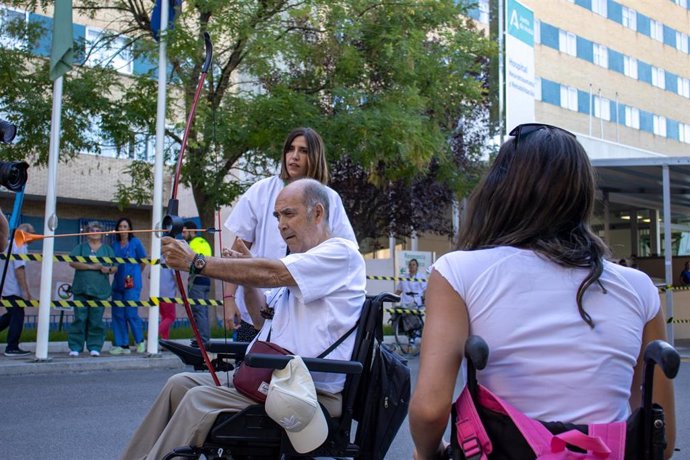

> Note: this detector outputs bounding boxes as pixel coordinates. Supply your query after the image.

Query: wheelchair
[389,292,425,356]
[449,335,681,460]
[160,292,400,460]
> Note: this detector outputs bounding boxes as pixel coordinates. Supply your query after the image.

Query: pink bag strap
[463,385,626,459]
[455,386,492,460]
[552,430,611,457]
[475,385,553,455]
[588,422,626,459]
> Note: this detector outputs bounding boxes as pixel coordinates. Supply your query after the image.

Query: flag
[151,0,183,42]
[49,0,75,81]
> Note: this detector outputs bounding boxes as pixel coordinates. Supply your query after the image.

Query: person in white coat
[222,127,356,342]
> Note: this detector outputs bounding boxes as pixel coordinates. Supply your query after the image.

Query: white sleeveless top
[434,246,659,423]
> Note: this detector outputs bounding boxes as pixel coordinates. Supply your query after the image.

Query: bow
[162,31,221,386]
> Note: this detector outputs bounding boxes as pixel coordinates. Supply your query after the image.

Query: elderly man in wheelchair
[121,179,366,460]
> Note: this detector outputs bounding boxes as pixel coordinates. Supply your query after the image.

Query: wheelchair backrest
[336,293,399,439]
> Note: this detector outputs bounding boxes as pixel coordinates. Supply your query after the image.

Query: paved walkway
[0,341,185,376]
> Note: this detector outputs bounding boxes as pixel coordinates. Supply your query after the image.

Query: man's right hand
[223,297,241,330]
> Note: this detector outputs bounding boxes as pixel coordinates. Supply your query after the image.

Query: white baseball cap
[264,356,329,454]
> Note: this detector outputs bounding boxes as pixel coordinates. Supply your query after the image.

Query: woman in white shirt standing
[409,124,676,460]
[223,127,356,341]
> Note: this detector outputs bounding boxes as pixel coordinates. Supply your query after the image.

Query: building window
[679,77,690,98]
[593,44,608,67]
[653,115,667,136]
[559,30,576,56]
[0,6,28,49]
[676,31,689,53]
[623,56,638,79]
[560,85,577,111]
[535,77,542,101]
[622,7,637,30]
[592,0,607,16]
[625,106,640,129]
[672,0,688,8]
[534,20,540,44]
[85,27,133,75]
[652,66,665,89]
[84,115,119,158]
[593,95,611,120]
[650,19,663,42]
[680,123,690,143]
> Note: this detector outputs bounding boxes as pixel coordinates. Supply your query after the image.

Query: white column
[662,166,673,343]
[649,209,660,256]
[147,0,169,354]
[35,76,64,361]
[630,211,638,259]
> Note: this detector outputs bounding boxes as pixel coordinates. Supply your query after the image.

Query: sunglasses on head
[509,123,576,149]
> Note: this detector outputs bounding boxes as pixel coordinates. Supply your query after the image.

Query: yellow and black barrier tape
[0,253,167,266]
[658,284,690,293]
[385,308,425,316]
[667,317,690,324]
[367,275,426,282]
[0,297,224,308]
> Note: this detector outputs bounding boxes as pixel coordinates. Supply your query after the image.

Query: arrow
[14,227,220,247]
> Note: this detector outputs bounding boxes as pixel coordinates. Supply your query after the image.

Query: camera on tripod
[0,119,29,192]
[0,161,28,192]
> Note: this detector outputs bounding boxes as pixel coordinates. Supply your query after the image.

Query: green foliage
[3,0,495,237]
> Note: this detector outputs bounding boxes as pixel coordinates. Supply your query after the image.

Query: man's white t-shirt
[225,176,357,324]
[2,243,27,298]
[251,237,366,394]
[433,246,659,424]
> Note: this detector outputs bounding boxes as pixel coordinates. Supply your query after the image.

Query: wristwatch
[190,253,207,275]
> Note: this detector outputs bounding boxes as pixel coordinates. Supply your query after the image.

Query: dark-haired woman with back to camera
[409,124,676,460]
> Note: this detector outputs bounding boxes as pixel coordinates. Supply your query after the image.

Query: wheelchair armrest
[244,353,363,374]
[159,340,204,367]
[206,340,250,357]
[643,340,680,379]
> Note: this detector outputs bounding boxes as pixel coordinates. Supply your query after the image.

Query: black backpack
[355,303,411,460]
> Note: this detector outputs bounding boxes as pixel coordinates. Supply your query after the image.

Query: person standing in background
[183,220,212,345]
[0,223,34,357]
[395,258,427,308]
[680,261,690,285]
[67,221,116,357]
[157,259,178,340]
[110,217,147,354]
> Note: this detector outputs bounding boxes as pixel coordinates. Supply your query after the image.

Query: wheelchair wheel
[393,315,421,356]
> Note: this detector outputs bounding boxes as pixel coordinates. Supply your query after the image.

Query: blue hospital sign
[505,0,536,134]
[507,0,534,46]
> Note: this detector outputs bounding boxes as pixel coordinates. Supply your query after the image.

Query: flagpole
[37,0,74,360]
[148,0,169,354]
[36,76,63,361]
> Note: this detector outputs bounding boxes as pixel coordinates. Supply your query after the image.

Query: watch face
[194,255,206,269]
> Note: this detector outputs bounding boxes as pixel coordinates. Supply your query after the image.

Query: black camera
[0,119,16,144]
[0,161,28,192]
[0,119,29,192]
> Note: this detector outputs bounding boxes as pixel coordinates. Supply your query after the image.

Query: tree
[2,0,494,242]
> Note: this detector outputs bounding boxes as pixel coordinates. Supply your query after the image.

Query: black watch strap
[190,253,206,275]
